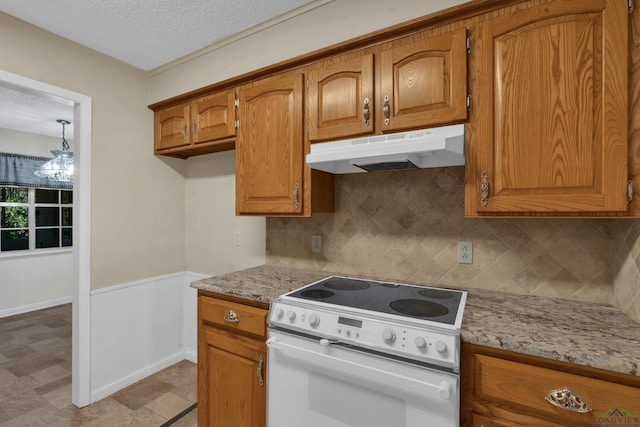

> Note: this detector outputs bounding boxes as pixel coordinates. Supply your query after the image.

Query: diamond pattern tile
[267,167,618,306]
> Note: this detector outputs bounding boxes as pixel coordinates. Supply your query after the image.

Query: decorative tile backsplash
[267,167,623,308]
[613,221,640,322]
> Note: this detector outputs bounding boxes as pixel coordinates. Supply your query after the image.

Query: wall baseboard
[0,296,72,319]
[91,350,187,402]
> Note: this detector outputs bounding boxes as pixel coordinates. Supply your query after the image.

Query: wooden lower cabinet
[462,343,640,427]
[198,293,268,427]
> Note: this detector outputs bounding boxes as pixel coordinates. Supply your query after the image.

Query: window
[0,186,73,253]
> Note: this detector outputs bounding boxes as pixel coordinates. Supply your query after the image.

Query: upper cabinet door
[155,104,190,151]
[192,92,236,144]
[379,28,468,133]
[236,73,305,215]
[473,0,628,213]
[307,54,375,142]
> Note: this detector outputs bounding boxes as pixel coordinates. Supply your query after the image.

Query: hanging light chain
[58,119,70,151]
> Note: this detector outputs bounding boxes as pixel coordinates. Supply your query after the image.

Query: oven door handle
[266,336,454,401]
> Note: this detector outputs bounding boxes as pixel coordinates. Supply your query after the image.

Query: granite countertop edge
[191,264,640,377]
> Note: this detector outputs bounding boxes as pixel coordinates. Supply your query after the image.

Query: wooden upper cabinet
[155,104,190,151]
[468,0,628,214]
[379,27,468,134]
[236,72,305,215]
[192,91,237,144]
[307,54,375,142]
[153,90,236,158]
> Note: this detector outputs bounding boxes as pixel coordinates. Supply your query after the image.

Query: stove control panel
[268,300,460,370]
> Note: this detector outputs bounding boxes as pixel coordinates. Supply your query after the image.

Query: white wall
[0,252,72,314]
[0,128,63,157]
[185,151,266,275]
[0,128,74,315]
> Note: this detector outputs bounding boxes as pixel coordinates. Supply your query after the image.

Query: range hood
[306,124,464,174]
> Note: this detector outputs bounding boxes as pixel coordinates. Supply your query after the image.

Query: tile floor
[0,304,197,426]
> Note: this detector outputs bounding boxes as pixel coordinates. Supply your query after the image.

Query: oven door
[266,328,459,427]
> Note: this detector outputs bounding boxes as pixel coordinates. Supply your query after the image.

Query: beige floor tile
[171,408,198,426]
[42,382,72,410]
[31,364,71,386]
[0,305,197,427]
[146,391,193,420]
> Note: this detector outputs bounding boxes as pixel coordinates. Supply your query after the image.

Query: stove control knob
[286,311,296,321]
[381,328,396,344]
[274,308,284,319]
[435,340,447,353]
[438,381,452,400]
[308,313,320,328]
[414,336,427,350]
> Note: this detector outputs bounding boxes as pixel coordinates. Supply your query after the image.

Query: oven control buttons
[286,311,296,321]
[381,328,396,344]
[414,336,427,350]
[435,340,447,353]
[308,313,320,328]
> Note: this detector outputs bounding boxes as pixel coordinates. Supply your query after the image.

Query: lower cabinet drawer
[199,296,267,337]
[473,354,640,425]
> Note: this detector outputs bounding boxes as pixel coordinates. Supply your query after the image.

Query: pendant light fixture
[34,119,74,183]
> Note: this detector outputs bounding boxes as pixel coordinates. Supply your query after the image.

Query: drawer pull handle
[223,310,240,323]
[257,355,264,387]
[545,387,592,413]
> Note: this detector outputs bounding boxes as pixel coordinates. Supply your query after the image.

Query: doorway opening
[0,69,92,407]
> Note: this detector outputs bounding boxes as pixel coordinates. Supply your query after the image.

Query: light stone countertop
[191,264,640,377]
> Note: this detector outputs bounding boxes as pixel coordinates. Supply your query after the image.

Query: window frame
[0,186,73,256]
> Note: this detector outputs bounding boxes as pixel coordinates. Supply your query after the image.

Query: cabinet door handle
[545,387,591,413]
[181,123,188,140]
[363,97,370,127]
[383,95,390,125]
[223,310,239,323]
[192,119,198,140]
[293,183,299,209]
[257,355,264,387]
[481,170,489,207]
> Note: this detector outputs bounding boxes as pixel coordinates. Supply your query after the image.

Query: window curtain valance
[0,152,73,189]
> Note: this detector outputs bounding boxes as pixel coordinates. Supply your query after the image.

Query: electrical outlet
[457,241,472,264]
[312,234,322,253]
[234,231,241,246]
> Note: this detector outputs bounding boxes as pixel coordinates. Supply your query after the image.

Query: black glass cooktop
[286,276,463,325]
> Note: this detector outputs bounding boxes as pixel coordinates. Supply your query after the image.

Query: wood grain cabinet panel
[380,27,468,133]
[155,104,190,151]
[153,90,236,158]
[236,72,305,215]
[198,294,268,427]
[461,344,640,427]
[467,0,629,214]
[307,53,375,142]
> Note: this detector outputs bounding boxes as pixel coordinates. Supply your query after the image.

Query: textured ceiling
[0,0,316,71]
[0,83,74,139]
[0,0,317,140]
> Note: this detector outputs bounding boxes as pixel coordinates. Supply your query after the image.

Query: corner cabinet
[306,27,469,143]
[466,0,629,215]
[154,90,237,159]
[198,293,268,427]
[461,344,640,427]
